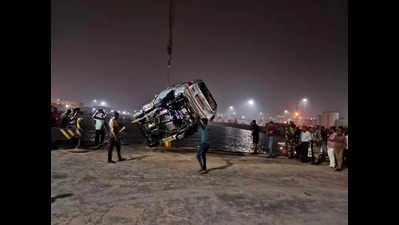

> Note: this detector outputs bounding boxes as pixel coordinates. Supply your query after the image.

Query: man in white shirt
[300,127,312,162]
[92,109,107,146]
[327,127,337,168]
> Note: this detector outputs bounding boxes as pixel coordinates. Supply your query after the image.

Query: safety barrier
[51,127,82,142]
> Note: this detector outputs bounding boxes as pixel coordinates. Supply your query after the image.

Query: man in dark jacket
[321,126,328,161]
[250,120,260,154]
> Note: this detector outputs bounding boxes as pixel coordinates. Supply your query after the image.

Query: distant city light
[100,101,106,106]
[93,99,97,103]
[248,99,255,105]
[229,106,234,110]
[295,112,299,117]
[284,110,289,114]
[65,104,70,108]
[92,108,96,112]
[302,98,308,103]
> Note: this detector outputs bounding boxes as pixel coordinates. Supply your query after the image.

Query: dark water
[67,118,284,153]
[119,123,284,153]
[173,123,284,153]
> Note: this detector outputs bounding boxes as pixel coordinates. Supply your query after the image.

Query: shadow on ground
[51,193,73,203]
[208,159,233,172]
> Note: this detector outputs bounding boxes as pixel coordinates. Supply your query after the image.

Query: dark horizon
[51,0,348,119]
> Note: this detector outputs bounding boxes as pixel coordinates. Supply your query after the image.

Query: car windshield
[198,82,217,111]
[154,88,173,104]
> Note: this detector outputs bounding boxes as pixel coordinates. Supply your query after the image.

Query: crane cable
[167,0,176,87]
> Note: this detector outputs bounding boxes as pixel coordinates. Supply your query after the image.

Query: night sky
[51,0,347,119]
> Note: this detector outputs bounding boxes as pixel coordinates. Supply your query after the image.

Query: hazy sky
[51,0,347,119]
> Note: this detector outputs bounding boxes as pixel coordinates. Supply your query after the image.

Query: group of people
[51,106,126,163]
[285,121,348,171]
[250,120,348,171]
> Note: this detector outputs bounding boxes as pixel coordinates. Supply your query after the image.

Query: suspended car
[132,80,217,146]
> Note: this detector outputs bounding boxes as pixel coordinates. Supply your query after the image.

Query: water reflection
[174,123,282,153]
[124,123,283,153]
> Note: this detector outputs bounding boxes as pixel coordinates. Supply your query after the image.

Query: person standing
[74,111,85,149]
[344,129,349,167]
[250,120,260,154]
[311,126,323,164]
[321,126,328,161]
[327,127,337,168]
[266,121,277,158]
[68,108,81,129]
[92,109,107,146]
[332,127,347,171]
[300,126,312,162]
[295,126,302,160]
[51,106,60,127]
[285,121,297,159]
[197,118,209,174]
[60,109,72,128]
[108,112,126,163]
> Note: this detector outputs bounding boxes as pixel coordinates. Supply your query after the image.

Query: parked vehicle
[132,80,217,146]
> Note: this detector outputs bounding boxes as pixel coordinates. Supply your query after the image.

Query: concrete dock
[51,146,348,225]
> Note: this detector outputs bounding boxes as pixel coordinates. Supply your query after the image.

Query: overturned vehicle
[132,80,217,147]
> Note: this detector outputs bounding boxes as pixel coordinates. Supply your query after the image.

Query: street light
[248,99,254,106]
[296,98,308,113]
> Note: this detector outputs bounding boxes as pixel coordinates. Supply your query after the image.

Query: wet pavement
[51,145,348,225]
